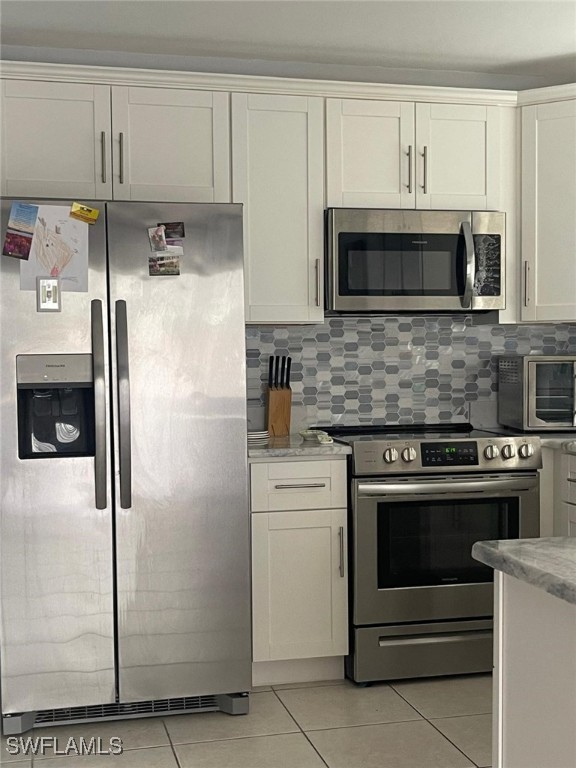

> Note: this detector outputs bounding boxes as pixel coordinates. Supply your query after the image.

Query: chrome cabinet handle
[273,483,326,490]
[315,259,321,307]
[91,299,107,510]
[338,526,345,577]
[100,131,107,184]
[119,132,125,184]
[422,145,428,193]
[524,261,530,307]
[406,145,413,193]
[461,220,475,310]
[116,300,132,509]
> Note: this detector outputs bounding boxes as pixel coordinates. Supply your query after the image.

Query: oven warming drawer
[349,620,493,683]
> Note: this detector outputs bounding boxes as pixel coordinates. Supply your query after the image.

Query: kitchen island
[472,537,576,768]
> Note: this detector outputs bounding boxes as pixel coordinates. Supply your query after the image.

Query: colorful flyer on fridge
[19,205,89,292]
[2,202,39,260]
[149,245,182,276]
[148,225,167,252]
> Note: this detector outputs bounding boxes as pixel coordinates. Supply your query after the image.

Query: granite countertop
[248,435,352,459]
[472,537,576,606]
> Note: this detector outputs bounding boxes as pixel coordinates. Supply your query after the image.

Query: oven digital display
[421,441,478,466]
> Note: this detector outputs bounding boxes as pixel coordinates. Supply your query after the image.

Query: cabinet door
[252,508,348,661]
[521,100,576,322]
[415,103,500,210]
[111,87,230,202]
[232,93,324,323]
[1,80,112,198]
[326,99,415,208]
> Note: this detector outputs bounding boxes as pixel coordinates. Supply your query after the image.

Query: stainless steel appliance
[321,425,540,683]
[498,355,576,431]
[0,199,251,734]
[326,208,505,313]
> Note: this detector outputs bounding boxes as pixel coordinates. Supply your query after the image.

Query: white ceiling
[1,0,576,90]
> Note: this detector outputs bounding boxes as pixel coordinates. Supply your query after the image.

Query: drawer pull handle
[273,482,326,490]
[338,526,345,577]
[567,478,576,484]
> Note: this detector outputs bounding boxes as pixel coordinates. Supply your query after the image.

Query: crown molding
[517,83,576,106]
[0,60,519,106]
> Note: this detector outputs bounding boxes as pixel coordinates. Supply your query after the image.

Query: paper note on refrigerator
[2,202,39,260]
[20,205,89,292]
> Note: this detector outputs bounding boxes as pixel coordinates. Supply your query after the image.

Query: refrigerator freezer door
[106,202,251,701]
[0,199,115,713]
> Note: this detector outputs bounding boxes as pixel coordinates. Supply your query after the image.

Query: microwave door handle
[461,220,475,309]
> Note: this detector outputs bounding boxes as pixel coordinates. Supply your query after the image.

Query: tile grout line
[271,688,330,768]
[162,718,183,768]
[389,686,487,768]
[425,718,484,768]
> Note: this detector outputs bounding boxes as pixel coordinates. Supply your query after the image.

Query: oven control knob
[484,444,500,460]
[383,448,399,464]
[401,447,417,463]
[519,443,535,459]
[501,444,516,460]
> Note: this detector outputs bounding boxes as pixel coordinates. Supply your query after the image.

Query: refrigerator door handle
[116,300,132,509]
[91,299,107,509]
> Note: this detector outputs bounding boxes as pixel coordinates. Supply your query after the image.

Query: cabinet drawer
[250,460,347,511]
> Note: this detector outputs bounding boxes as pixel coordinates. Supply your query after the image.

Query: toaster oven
[498,355,576,431]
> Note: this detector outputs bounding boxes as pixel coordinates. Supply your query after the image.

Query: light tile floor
[0,674,492,768]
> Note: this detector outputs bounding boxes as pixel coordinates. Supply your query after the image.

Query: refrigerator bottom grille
[34,695,219,726]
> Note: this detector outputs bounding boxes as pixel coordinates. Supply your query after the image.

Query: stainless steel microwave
[498,355,576,431]
[326,209,505,313]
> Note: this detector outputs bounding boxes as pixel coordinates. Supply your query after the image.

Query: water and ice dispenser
[16,354,95,459]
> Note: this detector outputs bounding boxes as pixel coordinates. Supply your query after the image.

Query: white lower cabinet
[250,459,348,662]
[557,449,576,535]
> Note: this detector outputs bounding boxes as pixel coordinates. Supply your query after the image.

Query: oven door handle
[357,477,537,497]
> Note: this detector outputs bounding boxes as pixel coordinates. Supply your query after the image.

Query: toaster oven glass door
[527,361,576,427]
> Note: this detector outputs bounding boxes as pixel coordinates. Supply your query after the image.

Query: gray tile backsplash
[246,317,576,431]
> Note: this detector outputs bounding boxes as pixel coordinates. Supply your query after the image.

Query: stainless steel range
[322,425,541,684]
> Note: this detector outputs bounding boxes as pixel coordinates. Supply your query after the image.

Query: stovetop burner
[316,423,506,443]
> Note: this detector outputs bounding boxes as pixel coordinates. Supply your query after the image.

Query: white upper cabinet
[1,80,230,202]
[415,103,501,210]
[326,99,415,208]
[1,80,112,199]
[521,99,576,322]
[327,98,501,210]
[232,93,324,323]
[111,87,230,202]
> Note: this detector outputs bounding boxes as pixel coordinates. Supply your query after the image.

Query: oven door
[352,473,540,627]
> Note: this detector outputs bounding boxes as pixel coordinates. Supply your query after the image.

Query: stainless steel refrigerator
[0,200,251,734]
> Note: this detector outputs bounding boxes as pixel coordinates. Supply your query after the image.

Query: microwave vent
[498,358,521,385]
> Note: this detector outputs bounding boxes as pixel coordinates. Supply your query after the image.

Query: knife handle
[268,355,274,389]
[273,355,280,388]
[285,357,292,389]
[280,356,286,389]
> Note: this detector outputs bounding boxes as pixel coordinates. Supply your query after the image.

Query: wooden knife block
[266,387,292,437]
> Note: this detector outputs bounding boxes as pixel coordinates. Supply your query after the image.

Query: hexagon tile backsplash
[246,316,576,431]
